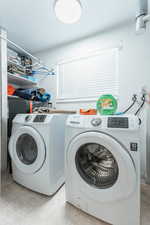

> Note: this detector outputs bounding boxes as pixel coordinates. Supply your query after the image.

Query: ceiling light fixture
[54,0,82,24]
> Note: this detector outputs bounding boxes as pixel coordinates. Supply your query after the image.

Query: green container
[97,94,117,115]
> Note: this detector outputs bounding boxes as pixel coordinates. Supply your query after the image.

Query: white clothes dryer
[65,115,141,225]
[9,114,68,195]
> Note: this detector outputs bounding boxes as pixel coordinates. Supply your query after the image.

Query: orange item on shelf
[29,101,33,113]
[80,109,97,115]
[8,85,16,96]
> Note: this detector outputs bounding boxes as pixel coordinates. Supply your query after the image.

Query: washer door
[9,126,46,174]
[66,132,137,202]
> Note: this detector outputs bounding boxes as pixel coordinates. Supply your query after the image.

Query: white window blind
[57,48,119,101]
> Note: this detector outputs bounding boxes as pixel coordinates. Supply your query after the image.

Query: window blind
[57,48,119,101]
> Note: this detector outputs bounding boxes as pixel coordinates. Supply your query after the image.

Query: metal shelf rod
[0,34,40,61]
[0,34,53,73]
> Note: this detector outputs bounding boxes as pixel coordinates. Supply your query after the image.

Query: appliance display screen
[33,115,47,122]
[108,117,129,128]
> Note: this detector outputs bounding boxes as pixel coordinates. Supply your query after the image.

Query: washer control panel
[107,117,129,128]
[33,115,47,122]
[13,114,57,124]
[91,118,102,127]
[67,115,139,131]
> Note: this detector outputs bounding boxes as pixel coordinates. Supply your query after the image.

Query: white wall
[35,21,150,179]
[35,22,150,111]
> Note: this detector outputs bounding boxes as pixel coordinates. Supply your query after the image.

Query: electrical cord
[122,94,137,114]
[115,94,137,115]
[138,118,142,125]
[135,94,146,116]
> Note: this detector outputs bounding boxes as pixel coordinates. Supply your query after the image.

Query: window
[57,48,119,102]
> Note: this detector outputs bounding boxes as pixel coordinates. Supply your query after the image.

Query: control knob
[91,118,102,127]
[25,115,32,122]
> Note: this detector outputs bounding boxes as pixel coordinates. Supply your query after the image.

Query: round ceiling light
[54,0,82,24]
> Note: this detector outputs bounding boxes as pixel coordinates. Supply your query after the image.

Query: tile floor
[0,173,150,225]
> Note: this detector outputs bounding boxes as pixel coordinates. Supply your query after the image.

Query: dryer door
[9,126,46,174]
[66,132,137,202]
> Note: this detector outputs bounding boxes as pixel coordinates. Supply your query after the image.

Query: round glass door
[9,126,46,174]
[75,143,119,189]
[16,134,38,165]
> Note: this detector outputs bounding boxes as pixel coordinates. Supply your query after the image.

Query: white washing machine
[9,113,68,195]
[65,115,141,225]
